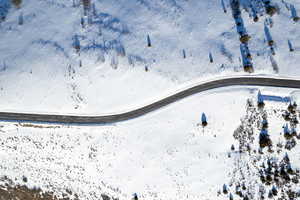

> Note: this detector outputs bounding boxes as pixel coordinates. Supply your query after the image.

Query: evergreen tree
[147,34,152,47]
[271,185,278,196]
[182,49,186,59]
[132,193,138,200]
[291,128,297,137]
[286,163,294,174]
[87,13,93,24]
[73,35,80,52]
[283,152,290,163]
[268,190,273,198]
[223,184,228,194]
[82,0,91,16]
[291,5,300,22]
[201,113,208,127]
[231,144,235,151]
[229,193,233,200]
[288,40,294,52]
[92,3,97,16]
[264,25,274,47]
[81,17,85,28]
[11,0,22,8]
[284,124,292,139]
[18,12,23,25]
[259,129,272,148]
[257,90,264,107]
[110,53,119,69]
[209,52,213,63]
[262,119,268,129]
[221,0,227,13]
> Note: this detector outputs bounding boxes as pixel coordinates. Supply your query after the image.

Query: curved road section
[1,76,300,124]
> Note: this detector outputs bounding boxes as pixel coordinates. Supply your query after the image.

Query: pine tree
[182,49,186,59]
[241,182,246,190]
[268,190,273,198]
[271,185,278,196]
[92,3,97,16]
[287,101,295,113]
[73,35,80,52]
[264,25,274,47]
[82,0,91,16]
[259,129,272,148]
[283,152,290,163]
[98,26,102,36]
[284,124,292,139]
[287,163,294,174]
[291,5,300,22]
[209,52,213,63]
[201,113,208,127]
[231,144,235,151]
[81,17,85,28]
[291,128,297,137]
[257,90,264,107]
[221,0,227,13]
[18,12,23,25]
[111,53,119,69]
[87,13,93,24]
[147,34,152,47]
[223,184,228,194]
[270,55,278,73]
[11,0,22,8]
[288,40,294,52]
[132,193,138,200]
[262,119,268,129]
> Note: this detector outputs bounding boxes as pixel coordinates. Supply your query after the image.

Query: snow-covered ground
[0,0,299,113]
[1,0,300,199]
[1,87,300,199]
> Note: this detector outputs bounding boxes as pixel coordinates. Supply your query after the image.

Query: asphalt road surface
[1,76,300,124]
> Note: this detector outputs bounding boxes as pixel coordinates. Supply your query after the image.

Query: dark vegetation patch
[220,98,300,200]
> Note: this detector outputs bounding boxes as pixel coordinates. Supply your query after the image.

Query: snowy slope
[0,0,299,113]
[1,1,300,199]
[1,87,300,199]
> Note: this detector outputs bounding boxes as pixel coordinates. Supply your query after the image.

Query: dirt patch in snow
[0,185,60,200]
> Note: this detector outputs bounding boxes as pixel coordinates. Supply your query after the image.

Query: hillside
[1,0,300,200]
[0,0,299,113]
[1,87,300,200]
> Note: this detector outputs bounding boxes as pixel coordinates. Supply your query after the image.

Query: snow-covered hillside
[1,1,300,199]
[1,87,300,199]
[0,0,299,113]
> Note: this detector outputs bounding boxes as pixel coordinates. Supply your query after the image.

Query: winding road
[1,76,300,124]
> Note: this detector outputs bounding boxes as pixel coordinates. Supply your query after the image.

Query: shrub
[11,0,22,8]
[240,35,251,43]
[266,5,278,16]
[293,16,300,22]
[259,129,272,148]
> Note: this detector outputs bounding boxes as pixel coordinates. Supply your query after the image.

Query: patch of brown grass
[0,185,59,200]
[15,123,61,129]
